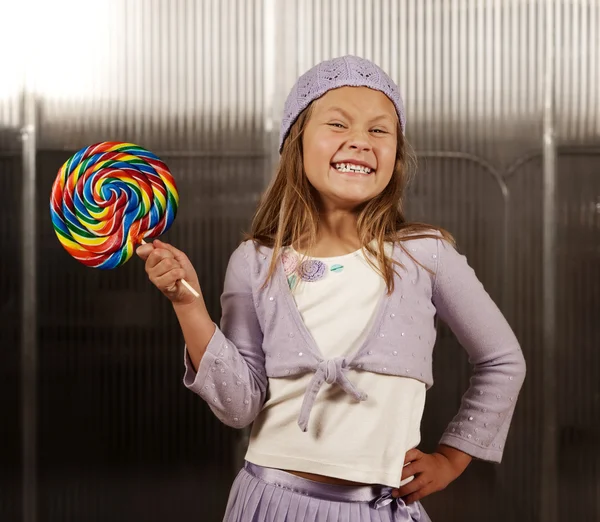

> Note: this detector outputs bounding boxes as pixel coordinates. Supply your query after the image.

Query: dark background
[1,1,599,521]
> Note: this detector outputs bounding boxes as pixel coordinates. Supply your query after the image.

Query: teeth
[334,163,372,174]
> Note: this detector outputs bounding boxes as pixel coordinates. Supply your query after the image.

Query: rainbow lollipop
[50,141,198,297]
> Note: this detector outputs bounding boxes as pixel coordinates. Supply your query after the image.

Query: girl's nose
[347,134,372,152]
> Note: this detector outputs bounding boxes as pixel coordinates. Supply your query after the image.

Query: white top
[245,246,426,487]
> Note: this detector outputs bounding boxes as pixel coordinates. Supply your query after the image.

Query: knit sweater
[183,236,526,463]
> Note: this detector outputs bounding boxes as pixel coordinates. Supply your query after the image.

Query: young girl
[137,55,526,522]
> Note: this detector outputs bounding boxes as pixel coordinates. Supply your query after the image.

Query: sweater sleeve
[182,242,267,429]
[432,239,526,462]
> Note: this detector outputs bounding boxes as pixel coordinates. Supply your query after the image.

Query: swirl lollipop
[50,141,199,297]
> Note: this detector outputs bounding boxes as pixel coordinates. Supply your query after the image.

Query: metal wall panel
[0,151,22,522]
[556,1,600,144]
[3,1,269,521]
[554,150,600,520]
[34,153,265,522]
[273,0,547,165]
[1,0,599,521]
[0,5,24,520]
[29,0,269,516]
[271,1,597,521]
[35,0,267,153]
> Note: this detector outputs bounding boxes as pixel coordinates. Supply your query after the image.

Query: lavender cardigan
[183,236,526,463]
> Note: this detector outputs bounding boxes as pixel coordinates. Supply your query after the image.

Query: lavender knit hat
[279,55,406,152]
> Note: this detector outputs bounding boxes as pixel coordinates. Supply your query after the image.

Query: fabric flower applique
[282,250,299,275]
[287,274,298,290]
[298,259,327,282]
[281,248,344,289]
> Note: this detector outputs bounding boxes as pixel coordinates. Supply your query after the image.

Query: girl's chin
[319,189,376,210]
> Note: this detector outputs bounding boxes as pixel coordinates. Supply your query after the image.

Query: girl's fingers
[395,474,429,498]
[153,240,189,264]
[149,258,181,279]
[154,269,187,293]
[403,448,423,465]
[145,248,175,271]
[135,243,154,261]
[404,481,435,505]
[401,461,422,481]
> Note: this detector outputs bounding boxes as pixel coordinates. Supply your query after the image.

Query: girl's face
[302,86,398,212]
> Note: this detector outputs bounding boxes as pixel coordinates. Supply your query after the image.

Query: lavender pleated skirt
[222,461,431,522]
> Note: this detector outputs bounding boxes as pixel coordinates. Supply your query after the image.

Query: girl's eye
[328,123,346,129]
[371,128,387,134]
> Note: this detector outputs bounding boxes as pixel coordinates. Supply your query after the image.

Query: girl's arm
[431,238,526,462]
[181,242,268,429]
[172,300,216,371]
[137,238,217,370]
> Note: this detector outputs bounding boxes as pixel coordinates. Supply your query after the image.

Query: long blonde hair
[248,104,454,294]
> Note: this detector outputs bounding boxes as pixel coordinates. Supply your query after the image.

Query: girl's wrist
[173,298,209,319]
[435,444,472,475]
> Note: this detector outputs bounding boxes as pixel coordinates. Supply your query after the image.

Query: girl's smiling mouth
[331,162,375,175]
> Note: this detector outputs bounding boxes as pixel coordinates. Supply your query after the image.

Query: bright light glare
[0,0,111,101]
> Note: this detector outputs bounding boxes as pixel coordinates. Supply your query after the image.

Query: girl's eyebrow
[324,107,353,119]
[324,106,396,125]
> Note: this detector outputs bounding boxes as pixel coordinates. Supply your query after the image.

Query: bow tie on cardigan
[297,357,368,432]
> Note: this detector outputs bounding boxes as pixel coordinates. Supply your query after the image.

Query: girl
[137,55,526,522]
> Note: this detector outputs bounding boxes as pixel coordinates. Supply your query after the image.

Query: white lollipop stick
[140,239,200,298]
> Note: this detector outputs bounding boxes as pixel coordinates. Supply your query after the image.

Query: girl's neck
[296,211,361,257]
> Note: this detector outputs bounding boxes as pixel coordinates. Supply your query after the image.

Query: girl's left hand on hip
[391,448,463,504]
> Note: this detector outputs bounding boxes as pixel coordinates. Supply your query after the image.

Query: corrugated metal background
[0,4,25,520]
[0,1,598,521]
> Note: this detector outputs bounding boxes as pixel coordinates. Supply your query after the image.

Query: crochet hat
[278,55,406,153]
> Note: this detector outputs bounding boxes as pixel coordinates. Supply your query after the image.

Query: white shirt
[245,246,426,487]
